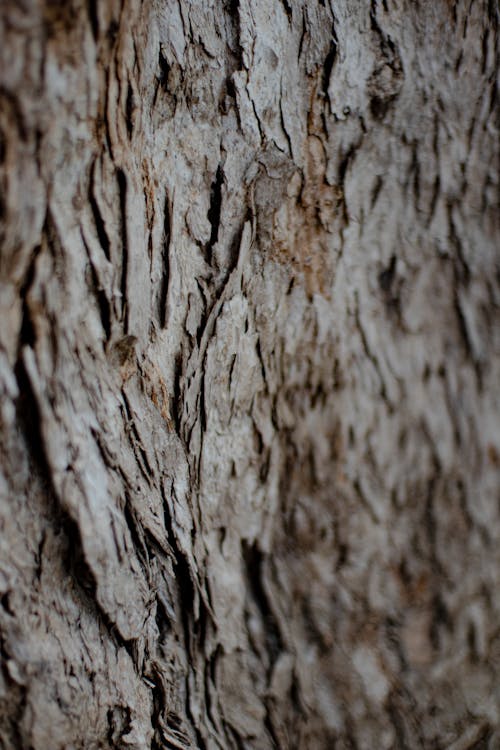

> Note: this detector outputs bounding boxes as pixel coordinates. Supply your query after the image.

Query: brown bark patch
[256,137,343,298]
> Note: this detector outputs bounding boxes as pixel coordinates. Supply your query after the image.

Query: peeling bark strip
[0,1,499,748]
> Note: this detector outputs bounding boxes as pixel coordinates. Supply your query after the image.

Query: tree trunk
[0,0,499,747]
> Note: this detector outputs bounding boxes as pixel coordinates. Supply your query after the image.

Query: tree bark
[0,0,499,747]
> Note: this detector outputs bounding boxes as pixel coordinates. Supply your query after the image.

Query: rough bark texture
[0,0,499,748]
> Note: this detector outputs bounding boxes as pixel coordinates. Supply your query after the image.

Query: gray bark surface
[0,0,499,747]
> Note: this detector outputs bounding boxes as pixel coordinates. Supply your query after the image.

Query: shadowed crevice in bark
[321,33,338,103]
[242,542,283,673]
[158,191,171,329]
[87,0,98,42]
[125,82,134,140]
[206,164,224,266]
[117,167,129,331]
[14,356,54,497]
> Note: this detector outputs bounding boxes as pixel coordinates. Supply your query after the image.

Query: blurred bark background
[0,0,499,747]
